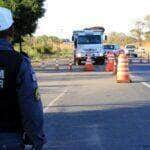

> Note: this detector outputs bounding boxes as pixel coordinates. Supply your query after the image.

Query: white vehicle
[124,44,138,57]
[103,44,122,56]
[72,27,107,65]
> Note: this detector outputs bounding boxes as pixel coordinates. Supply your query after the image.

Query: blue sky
[35,0,150,38]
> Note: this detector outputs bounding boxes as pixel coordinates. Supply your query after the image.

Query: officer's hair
[0,25,14,39]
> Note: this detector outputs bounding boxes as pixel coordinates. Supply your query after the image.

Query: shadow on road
[37,74,113,83]
[44,102,150,150]
[34,65,106,73]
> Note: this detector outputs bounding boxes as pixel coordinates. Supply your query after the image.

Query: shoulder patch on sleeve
[0,69,4,89]
[32,73,37,82]
[34,88,41,101]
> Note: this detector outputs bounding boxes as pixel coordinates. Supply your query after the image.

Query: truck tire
[99,58,105,65]
[77,59,82,65]
[74,54,76,65]
[74,59,76,65]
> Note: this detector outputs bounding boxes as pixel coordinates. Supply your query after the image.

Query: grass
[14,44,73,61]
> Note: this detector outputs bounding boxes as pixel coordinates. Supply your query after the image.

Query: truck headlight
[76,53,82,58]
[99,53,104,57]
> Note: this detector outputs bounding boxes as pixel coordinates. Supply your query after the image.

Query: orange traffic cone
[85,53,95,71]
[68,58,73,71]
[113,59,117,74]
[55,59,59,70]
[117,53,131,83]
[105,52,115,72]
[41,61,45,69]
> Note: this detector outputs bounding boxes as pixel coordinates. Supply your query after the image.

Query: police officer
[0,7,46,150]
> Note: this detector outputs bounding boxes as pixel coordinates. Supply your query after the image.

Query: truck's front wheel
[77,59,82,65]
[96,57,105,65]
[99,58,105,65]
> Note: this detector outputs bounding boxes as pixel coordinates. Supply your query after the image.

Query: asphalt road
[35,63,150,150]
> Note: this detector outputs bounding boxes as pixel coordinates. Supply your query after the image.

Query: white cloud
[36,0,150,38]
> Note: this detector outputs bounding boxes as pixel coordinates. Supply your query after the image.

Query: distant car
[103,44,121,56]
[124,44,138,57]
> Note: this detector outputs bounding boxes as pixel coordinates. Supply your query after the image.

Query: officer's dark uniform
[0,39,46,149]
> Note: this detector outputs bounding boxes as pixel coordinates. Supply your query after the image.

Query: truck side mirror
[105,35,107,41]
[75,40,77,48]
[72,36,74,41]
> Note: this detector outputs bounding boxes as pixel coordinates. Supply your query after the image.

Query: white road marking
[44,88,68,113]
[141,82,150,88]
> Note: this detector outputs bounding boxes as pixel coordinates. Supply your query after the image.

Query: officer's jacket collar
[0,38,13,51]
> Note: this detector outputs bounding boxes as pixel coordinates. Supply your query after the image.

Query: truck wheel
[134,54,138,58]
[77,60,82,65]
[74,59,76,65]
[99,58,105,65]
[74,55,76,65]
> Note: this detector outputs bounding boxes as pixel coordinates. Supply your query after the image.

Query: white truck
[72,27,107,65]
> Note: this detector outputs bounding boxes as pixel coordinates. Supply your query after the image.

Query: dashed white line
[44,88,68,113]
[141,82,150,88]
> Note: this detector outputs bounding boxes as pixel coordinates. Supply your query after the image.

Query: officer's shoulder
[13,51,30,60]
[19,51,31,63]
[20,51,30,59]
[20,51,29,58]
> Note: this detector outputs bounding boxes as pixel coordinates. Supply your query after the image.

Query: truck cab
[72,27,106,65]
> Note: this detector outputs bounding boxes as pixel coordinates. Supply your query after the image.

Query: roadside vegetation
[107,15,150,48]
[14,36,73,60]
[0,0,149,60]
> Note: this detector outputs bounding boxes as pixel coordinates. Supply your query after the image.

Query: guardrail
[129,58,150,64]
[128,51,150,64]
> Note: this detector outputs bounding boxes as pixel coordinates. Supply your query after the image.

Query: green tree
[107,32,135,46]
[0,0,45,51]
[144,31,150,41]
[144,15,150,41]
[130,21,144,46]
[144,15,150,31]
[0,0,4,5]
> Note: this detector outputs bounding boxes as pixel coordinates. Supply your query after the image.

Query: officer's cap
[0,7,14,31]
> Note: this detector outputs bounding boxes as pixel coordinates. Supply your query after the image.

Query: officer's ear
[7,24,14,42]
[8,24,14,37]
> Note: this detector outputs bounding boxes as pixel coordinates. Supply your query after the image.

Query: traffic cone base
[68,64,72,71]
[117,77,131,83]
[55,59,59,71]
[117,73,130,79]
[85,54,95,71]
[106,62,114,72]
[105,52,115,72]
[68,59,73,71]
[116,54,131,83]
[85,63,95,71]
[55,65,59,70]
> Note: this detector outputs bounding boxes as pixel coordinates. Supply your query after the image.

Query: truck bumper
[76,56,105,64]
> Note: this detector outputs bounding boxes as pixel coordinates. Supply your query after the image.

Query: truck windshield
[126,45,136,49]
[78,35,101,44]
